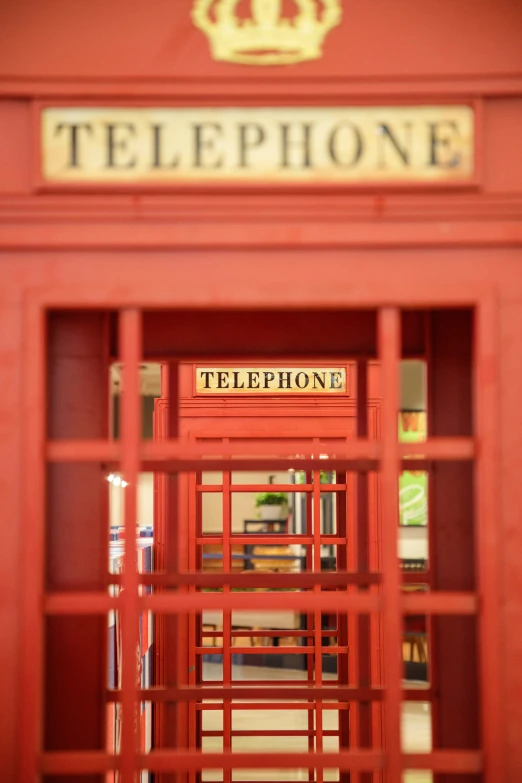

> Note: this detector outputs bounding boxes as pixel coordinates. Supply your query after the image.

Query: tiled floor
[201,663,432,783]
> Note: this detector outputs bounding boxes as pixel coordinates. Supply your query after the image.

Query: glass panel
[202,492,224,536]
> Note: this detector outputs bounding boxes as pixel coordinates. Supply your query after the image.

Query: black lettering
[200,371,215,389]
[232,371,245,389]
[428,121,461,168]
[377,122,412,167]
[151,124,180,168]
[312,371,326,389]
[278,371,291,389]
[328,122,363,167]
[280,123,313,168]
[194,123,224,168]
[239,123,266,167]
[247,371,260,389]
[295,372,309,389]
[217,371,229,389]
[263,371,275,388]
[330,371,343,389]
[54,123,93,168]
[106,123,137,168]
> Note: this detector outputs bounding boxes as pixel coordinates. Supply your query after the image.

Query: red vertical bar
[429,311,478,783]
[194,466,204,783]
[46,314,110,782]
[222,457,232,783]
[370,467,383,783]
[337,461,353,783]
[379,308,402,783]
[176,467,190,762]
[120,309,141,782]
[153,395,167,753]
[305,469,315,781]
[474,295,504,782]
[313,459,324,783]
[187,466,197,783]
[425,318,440,755]
[370,368,384,779]
[356,360,374,783]
[160,361,189,783]
[19,302,46,783]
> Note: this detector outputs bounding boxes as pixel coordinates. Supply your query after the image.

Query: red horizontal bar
[45,438,373,462]
[143,458,378,472]
[39,749,483,775]
[402,573,429,585]
[136,572,381,588]
[45,438,474,467]
[398,438,475,461]
[402,592,478,615]
[197,648,343,655]
[314,484,349,492]
[403,688,433,701]
[403,751,482,773]
[196,702,350,711]
[202,630,338,637]
[202,730,339,738]
[44,590,477,616]
[143,440,382,461]
[198,534,313,545]
[45,593,117,614]
[142,591,380,613]
[191,679,341,688]
[41,751,119,774]
[47,439,120,462]
[196,484,349,493]
[150,686,431,704]
[197,535,348,545]
[110,686,385,702]
[139,750,386,772]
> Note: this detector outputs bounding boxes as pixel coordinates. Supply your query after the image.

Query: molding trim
[0,219,521,250]
[1,75,522,99]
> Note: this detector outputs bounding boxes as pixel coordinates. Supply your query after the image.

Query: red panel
[499,301,522,782]
[0,101,31,192]
[44,313,110,782]
[428,311,480,783]
[0,0,521,82]
[0,295,23,781]
[484,99,522,192]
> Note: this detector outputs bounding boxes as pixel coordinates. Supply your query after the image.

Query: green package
[398,412,427,526]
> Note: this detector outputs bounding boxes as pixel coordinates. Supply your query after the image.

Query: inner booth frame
[20,282,502,782]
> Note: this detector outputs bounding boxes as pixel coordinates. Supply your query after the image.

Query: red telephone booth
[0,2,522,782]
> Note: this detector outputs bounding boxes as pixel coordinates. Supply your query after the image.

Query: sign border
[32,98,482,194]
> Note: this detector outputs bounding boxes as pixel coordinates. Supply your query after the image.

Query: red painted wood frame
[153,371,384,783]
[19,288,502,783]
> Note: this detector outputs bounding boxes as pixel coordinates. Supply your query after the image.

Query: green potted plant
[255,491,288,521]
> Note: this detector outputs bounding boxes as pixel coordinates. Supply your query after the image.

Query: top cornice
[1,74,522,100]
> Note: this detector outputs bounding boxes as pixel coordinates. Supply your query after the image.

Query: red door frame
[15,283,503,782]
[154,361,376,776]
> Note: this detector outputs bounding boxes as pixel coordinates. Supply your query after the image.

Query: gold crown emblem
[192,0,342,65]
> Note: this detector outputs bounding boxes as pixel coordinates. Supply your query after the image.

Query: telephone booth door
[22,302,501,783]
[153,372,384,782]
